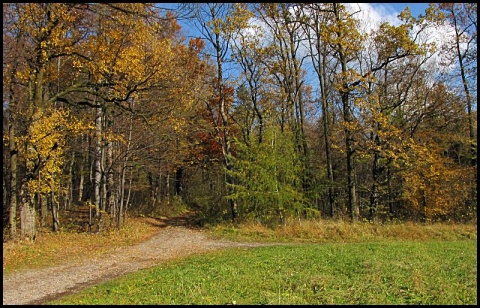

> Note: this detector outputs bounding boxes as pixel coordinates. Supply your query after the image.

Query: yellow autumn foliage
[17,107,91,198]
[75,4,175,101]
[400,138,472,219]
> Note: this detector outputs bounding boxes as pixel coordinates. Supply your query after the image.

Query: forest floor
[2,211,277,305]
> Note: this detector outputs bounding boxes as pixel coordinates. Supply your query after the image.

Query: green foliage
[51,240,477,304]
[227,127,307,224]
[3,2,477,241]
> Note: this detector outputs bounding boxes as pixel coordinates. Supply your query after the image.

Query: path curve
[3,214,278,305]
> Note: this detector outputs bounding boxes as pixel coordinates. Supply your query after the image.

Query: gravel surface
[3,215,277,305]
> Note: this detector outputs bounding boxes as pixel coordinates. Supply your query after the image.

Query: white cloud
[346,3,461,76]
[232,3,462,83]
[345,3,402,34]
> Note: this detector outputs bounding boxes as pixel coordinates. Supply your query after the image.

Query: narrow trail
[3,211,279,305]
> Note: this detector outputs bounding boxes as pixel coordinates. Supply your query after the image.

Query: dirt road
[3,214,274,305]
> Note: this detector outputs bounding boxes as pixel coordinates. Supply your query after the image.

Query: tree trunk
[453,11,477,212]
[334,3,358,222]
[20,186,36,241]
[77,136,87,203]
[9,120,18,240]
[214,15,237,221]
[39,194,47,228]
[303,5,335,218]
[78,170,84,202]
[51,192,60,232]
[66,150,75,210]
[175,168,183,197]
[346,139,358,222]
[106,137,115,216]
[387,164,394,220]
[369,150,380,222]
[20,205,36,241]
[94,106,102,219]
[123,166,134,226]
[311,19,335,217]
[118,108,133,229]
[285,9,309,194]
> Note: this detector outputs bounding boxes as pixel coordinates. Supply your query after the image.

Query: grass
[2,216,160,276]
[50,240,477,305]
[206,217,477,243]
[4,215,477,305]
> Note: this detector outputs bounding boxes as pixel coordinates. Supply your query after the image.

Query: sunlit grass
[4,215,476,277]
[207,218,477,243]
[4,213,477,304]
[50,240,477,305]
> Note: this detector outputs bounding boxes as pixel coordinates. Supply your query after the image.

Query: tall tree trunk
[369,149,380,222]
[453,11,477,211]
[345,126,358,222]
[77,136,87,203]
[118,108,133,229]
[191,3,237,220]
[51,191,60,232]
[286,11,309,194]
[166,171,171,202]
[387,163,394,220]
[94,106,103,221]
[20,185,36,240]
[282,9,307,179]
[106,137,115,216]
[9,120,18,240]
[304,6,335,217]
[39,194,47,228]
[334,3,358,222]
[123,166,134,226]
[175,168,183,197]
[66,150,75,210]
[213,14,237,221]
[20,38,46,239]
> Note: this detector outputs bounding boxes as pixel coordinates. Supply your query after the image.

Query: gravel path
[3,214,277,305]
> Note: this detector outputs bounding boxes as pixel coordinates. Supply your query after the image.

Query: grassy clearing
[3,216,475,276]
[207,218,477,243]
[2,217,160,276]
[50,240,477,305]
[4,214,477,304]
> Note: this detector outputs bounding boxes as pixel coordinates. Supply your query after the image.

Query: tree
[437,3,477,210]
[230,5,268,145]
[255,4,313,197]
[227,127,309,224]
[3,3,93,239]
[299,3,337,217]
[184,3,240,221]
[3,3,209,237]
[327,3,366,222]
[354,7,440,221]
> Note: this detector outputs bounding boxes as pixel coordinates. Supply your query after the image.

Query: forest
[3,3,477,241]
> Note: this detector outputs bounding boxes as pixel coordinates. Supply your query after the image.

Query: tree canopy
[3,3,476,240]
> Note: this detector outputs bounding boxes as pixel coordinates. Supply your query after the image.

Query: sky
[167,3,432,39]
[375,3,430,17]
[163,3,462,90]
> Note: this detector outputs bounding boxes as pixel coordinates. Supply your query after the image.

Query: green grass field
[51,239,477,305]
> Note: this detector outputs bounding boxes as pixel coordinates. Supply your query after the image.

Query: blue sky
[379,3,430,17]
[160,3,471,107]
[167,3,432,40]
